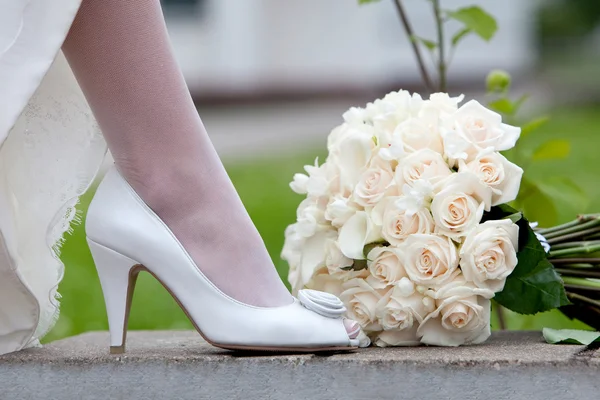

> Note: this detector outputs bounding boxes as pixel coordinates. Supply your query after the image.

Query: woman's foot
[63,0,358,337]
[87,168,361,351]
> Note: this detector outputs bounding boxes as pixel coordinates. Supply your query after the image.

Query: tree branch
[432,0,446,92]
[392,0,434,93]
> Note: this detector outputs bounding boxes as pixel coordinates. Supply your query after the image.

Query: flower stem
[543,218,600,240]
[549,241,600,251]
[392,0,435,93]
[567,292,600,308]
[432,0,446,92]
[581,232,600,240]
[555,268,600,279]
[564,276,600,289]
[537,218,582,236]
[551,257,600,265]
[539,214,600,237]
[547,226,600,245]
[549,244,600,258]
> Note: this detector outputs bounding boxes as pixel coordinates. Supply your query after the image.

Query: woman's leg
[61,0,294,308]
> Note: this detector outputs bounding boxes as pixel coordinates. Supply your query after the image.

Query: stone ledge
[1,331,598,400]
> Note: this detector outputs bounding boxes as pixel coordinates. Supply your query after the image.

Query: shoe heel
[87,238,142,354]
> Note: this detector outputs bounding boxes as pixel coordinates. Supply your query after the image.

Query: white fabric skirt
[0,0,107,354]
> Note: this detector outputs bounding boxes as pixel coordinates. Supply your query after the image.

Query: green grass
[45,105,600,342]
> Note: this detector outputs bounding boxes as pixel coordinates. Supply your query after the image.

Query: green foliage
[451,27,471,47]
[447,6,498,42]
[532,140,570,161]
[485,70,589,228]
[486,69,512,93]
[518,177,559,227]
[518,168,588,229]
[520,117,550,138]
[537,0,600,49]
[410,35,437,51]
[355,1,498,92]
[490,206,570,315]
[543,328,600,345]
[488,98,515,115]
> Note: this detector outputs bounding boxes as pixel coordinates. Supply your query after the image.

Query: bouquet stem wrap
[540,215,600,329]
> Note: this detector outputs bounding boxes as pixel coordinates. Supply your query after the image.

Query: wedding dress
[0,0,106,355]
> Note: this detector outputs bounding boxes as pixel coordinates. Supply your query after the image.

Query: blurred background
[46,0,600,342]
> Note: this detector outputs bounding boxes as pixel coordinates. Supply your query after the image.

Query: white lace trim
[0,53,106,345]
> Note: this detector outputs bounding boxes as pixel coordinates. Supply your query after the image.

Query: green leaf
[452,27,471,47]
[532,140,570,161]
[543,328,600,345]
[536,177,589,218]
[521,116,550,138]
[519,178,558,227]
[482,204,521,223]
[494,214,570,314]
[486,70,511,94]
[506,212,523,224]
[488,98,516,115]
[513,94,529,113]
[358,0,381,4]
[410,35,437,51]
[348,259,368,271]
[447,6,498,42]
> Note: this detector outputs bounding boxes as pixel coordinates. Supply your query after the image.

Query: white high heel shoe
[86,167,359,353]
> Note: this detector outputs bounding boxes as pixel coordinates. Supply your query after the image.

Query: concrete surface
[1,330,598,400]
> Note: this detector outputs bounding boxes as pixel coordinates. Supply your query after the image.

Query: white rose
[298,158,331,198]
[393,180,435,217]
[325,195,359,228]
[324,239,353,275]
[392,117,444,154]
[289,173,309,194]
[418,279,494,346]
[281,223,304,269]
[365,91,422,132]
[355,330,372,348]
[295,197,328,238]
[394,149,453,188]
[373,280,435,347]
[306,267,345,297]
[365,247,407,289]
[338,211,383,260]
[322,160,347,198]
[296,229,337,290]
[377,280,430,330]
[353,167,395,207]
[459,219,519,292]
[381,198,434,246]
[402,234,460,287]
[460,150,523,206]
[287,266,301,295]
[327,124,376,193]
[340,278,383,331]
[378,133,406,161]
[421,93,465,119]
[431,172,492,239]
[374,330,419,347]
[442,100,521,162]
[342,107,367,125]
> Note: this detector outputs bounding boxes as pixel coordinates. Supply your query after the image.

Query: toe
[343,318,360,339]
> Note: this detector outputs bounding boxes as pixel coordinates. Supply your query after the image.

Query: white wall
[165,0,538,95]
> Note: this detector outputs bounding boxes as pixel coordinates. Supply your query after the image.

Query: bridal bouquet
[283,90,568,347]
